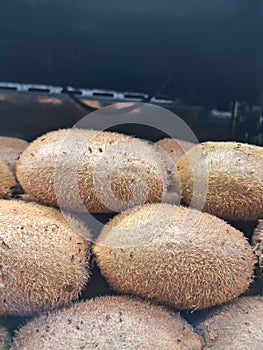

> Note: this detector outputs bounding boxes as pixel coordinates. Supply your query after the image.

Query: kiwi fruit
[173,141,263,221]
[155,138,195,173]
[0,324,10,350]
[0,137,28,173]
[16,129,167,213]
[0,200,91,316]
[252,219,263,270]
[249,219,263,294]
[0,158,16,198]
[11,296,203,350]
[16,193,40,204]
[93,203,254,310]
[195,296,263,349]
[161,191,181,204]
[155,138,195,205]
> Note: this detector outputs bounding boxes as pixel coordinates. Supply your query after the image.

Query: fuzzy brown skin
[16,129,167,213]
[17,193,40,204]
[173,141,263,221]
[155,138,195,173]
[0,137,28,173]
[93,203,254,310]
[252,219,263,269]
[195,296,263,349]
[11,296,203,350]
[0,200,91,316]
[0,158,16,197]
[251,220,263,293]
[0,324,10,350]
[161,190,181,204]
[155,138,195,204]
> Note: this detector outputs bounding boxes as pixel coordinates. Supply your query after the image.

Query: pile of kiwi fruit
[0,131,263,349]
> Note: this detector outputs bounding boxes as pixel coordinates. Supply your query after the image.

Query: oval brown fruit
[0,324,10,350]
[16,129,167,213]
[0,200,91,316]
[155,138,195,204]
[11,296,203,350]
[0,136,28,173]
[93,203,254,310]
[250,219,263,294]
[0,157,16,197]
[252,219,263,268]
[195,296,263,349]
[173,141,263,221]
[155,138,195,173]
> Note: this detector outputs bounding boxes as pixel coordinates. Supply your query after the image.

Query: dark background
[0,0,262,108]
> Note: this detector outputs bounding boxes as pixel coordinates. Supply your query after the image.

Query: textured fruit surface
[195,296,263,349]
[173,141,263,220]
[252,219,263,269]
[17,129,167,213]
[155,138,195,173]
[94,203,254,310]
[11,296,203,350]
[252,220,263,243]
[250,220,263,294]
[155,138,195,204]
[0,157,16,197]
[0,200,91,316]
[0,137,28,172]
[0,324,10,350]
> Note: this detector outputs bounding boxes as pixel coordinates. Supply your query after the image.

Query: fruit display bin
[0,80,262,347]
[0,0,262,348]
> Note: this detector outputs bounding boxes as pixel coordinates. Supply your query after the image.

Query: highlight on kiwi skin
[0,324,10,350]
[195,296,263,349]
[0,200,91,316]
[16,128,167,214]
[173,141,263,221]
[10,296,203,350]
[93,203,254,310]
